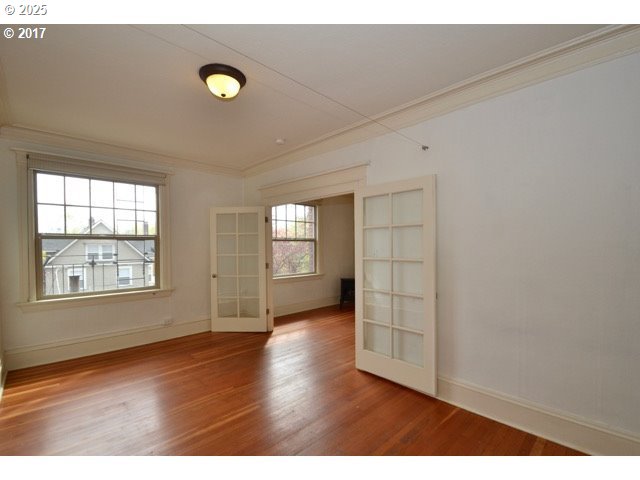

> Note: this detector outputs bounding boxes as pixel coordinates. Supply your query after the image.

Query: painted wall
[245,52,640,438]
[0,140,244,354]
[273,194,354,315]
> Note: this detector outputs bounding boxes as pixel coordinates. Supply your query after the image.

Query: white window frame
[16,151,173,311]
[271,203,318,278]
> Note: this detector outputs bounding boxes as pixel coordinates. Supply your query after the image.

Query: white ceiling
[0,24,605,173]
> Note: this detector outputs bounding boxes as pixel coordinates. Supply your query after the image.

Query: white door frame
[258,164,368,331]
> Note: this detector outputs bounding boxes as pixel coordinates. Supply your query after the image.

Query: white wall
[245,52,640,438]
[273,194,354,315]
[0,140,244,357]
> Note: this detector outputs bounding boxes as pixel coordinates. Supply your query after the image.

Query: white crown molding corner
[0,125,244,178]
[243,24,640,178]
[438,376,640,456]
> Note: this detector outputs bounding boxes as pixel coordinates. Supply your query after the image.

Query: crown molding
[0,125,244,178]
[243,24,640,178]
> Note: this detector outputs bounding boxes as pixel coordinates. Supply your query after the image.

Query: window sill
[17,288,174,313]
[273,273,325,284]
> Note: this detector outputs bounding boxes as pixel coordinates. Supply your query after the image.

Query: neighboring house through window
[30,154,164,299]
[271,203,317,277]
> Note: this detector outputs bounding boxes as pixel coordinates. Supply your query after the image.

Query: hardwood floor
[0,306,583,455]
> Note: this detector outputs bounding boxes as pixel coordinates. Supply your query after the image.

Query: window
[117,265,133,287]
[35,168,160,299]
[272,203,317,277]
[86,244,114,262]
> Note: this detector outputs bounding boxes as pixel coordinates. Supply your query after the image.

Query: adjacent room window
[36,170,159,298]
[271,203,317,277]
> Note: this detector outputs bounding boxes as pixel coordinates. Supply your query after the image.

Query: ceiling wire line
[180,25,429,151]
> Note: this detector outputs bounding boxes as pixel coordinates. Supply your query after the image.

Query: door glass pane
[239,277,258,298]
[364,228,390,258]
[239,234,258,254]
[217,235,236,254]
[364,260,390,291]
[392,189,422,225]
[393,329,423,366]
[393,261,422,295]
[217,213,237,234]
[218,299,237,318]
[217,256,236,275]
[364,291,390,324]
[364,195,389,226]
[217,276,237,296]
[239,255,258,275]
[393,296,423,331]
[238,213,258,233]
[364,323,390,356]
[239,298,259,318]
[393,226,422,259]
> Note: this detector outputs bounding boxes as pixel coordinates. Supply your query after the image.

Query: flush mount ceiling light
[199,63,246,100]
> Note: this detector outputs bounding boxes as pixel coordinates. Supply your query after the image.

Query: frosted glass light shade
[199,63,247,101]
[206,74,241,99]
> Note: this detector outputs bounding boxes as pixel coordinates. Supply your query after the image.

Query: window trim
[271,203,318,278]
[16,150,173,308]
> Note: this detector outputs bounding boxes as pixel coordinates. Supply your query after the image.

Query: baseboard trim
[5,318,211,371]
[437,376,640,456]
[275,297,340,317]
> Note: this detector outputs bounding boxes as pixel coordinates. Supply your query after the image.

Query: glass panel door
[355,176,436,395]
[210,207,267,332]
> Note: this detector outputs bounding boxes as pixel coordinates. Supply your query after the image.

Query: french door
[210,206,268,332]
[355,176,437,395]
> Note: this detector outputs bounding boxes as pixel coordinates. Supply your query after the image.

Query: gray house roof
[43,221,154,266]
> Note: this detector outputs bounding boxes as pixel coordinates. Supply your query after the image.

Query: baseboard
[5,318,211,371]
[437,376,640,456]
[274,296,340,317]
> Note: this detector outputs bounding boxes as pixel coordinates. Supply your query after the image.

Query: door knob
[212,274,217,278]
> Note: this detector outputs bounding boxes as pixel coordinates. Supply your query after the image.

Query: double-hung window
[26,153,167,300]
[271,203,317,277]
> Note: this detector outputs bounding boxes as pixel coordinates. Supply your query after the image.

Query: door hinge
[266,262,269,269]
[266,308,270,315]
[265,216,269,223]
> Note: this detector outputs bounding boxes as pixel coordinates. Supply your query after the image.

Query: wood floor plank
[0,305,584,455]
